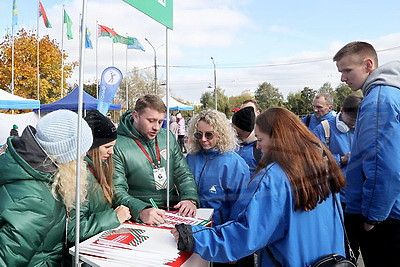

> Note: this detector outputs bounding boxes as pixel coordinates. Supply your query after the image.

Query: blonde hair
[51,158,88,211]
[187,109,238,154]
[88,147,114,203]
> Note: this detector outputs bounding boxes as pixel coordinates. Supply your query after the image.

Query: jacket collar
[12,126,58,173]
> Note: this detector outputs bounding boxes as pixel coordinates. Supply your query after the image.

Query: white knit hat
[35,110,93,163]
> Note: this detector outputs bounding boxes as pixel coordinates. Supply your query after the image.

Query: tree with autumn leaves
[0,29,77,104]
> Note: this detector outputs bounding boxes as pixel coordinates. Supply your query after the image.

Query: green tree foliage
[0,29,77,104]
[318,82,335,95]
[285,87,316,117]
[83,83,97,98]
[199,87,230,116]
[228,92,254,112]
[333,82,361,111]
[254,82,283,110]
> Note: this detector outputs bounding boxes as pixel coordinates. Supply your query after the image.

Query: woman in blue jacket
[186,109,252,266]
[186,109,250,226]
[173,107,346,267]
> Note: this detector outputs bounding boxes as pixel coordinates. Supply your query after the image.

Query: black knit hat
[232,106,255,133]
[84,110,117,149]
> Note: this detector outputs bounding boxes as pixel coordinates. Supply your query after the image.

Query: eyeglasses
[194,132,214,140]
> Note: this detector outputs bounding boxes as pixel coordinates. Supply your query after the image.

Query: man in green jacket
[113,94,199,225]
[0,109,93,266]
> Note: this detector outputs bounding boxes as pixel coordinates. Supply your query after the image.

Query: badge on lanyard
[153,167,167,190]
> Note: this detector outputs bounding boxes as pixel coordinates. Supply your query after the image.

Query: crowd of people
[0,41,399,267]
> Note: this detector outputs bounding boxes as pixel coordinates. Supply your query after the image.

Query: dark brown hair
[342,94,363,119]
[88,147,114,203]
[255,107,345,211]
[333,41,378,66]
[134,94,167,114]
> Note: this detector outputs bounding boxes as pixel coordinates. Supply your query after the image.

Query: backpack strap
[305,114,311,127]
[321,120,331,147]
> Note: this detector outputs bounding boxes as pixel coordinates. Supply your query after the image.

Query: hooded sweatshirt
[346,61,400,222]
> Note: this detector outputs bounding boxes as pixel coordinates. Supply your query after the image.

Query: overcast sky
[1,0,400,103]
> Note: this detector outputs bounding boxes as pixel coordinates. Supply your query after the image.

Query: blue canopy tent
[162,96,194,111]
[36,87,121,112]
[0,89,40,110]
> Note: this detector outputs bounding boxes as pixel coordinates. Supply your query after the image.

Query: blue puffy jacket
[186,149,250,226]
[302,110,335,130]
[236,141,259,177]
[313,115,354,203]
[346,61,400,223]
[190,163,345,266]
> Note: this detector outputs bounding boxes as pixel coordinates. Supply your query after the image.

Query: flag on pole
[112,35,145,51]
[12,0,18,26]
[64,10,73,40]
[39,1,52,28]
[97,67,123,115]
[127,37,145,51]
[98,24,118,38]
[85,27,93,49]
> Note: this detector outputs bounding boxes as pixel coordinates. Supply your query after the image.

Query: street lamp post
[145,38,164,95]
[211,57,217,110]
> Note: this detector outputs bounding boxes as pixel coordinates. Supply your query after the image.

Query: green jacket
[113,110,199,220]
[67,156,120,242]
[0,135,65,267]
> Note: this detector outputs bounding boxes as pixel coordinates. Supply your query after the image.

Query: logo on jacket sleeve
[209,185,217,194]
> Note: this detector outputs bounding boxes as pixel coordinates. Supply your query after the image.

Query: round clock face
[104,69,121,85]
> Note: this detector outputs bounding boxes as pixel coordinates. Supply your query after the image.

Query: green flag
[64,10,73,40]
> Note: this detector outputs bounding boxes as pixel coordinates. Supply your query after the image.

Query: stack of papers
[77,224,180,266]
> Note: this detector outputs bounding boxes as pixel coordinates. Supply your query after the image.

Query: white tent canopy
[0,112,40,144]
[162,96,194,111]
[0,89,40,110]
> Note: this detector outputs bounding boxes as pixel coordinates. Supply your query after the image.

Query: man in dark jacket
[0,109,93,266]
[113,94,199,225]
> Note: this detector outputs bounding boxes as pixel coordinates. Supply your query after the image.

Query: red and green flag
[39,1,52,28]
[98,24,118,38]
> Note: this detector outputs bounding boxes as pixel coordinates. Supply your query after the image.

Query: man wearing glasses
[302,93,335,130]
[112,94,199,225]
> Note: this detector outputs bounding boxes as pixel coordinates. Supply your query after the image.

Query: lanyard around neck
[133,138,161,168]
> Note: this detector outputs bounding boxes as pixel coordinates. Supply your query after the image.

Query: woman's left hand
[174,200,197,217]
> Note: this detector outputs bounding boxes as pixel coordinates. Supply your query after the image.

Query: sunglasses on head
[194,132,214,140]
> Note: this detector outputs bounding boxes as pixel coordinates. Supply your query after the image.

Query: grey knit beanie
[35,110,93,163]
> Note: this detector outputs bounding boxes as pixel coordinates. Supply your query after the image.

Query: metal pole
[165,27,170,210]
[144,38,164,95]
[11,10,15,95]
[75,0,88,265]
[211,57,217,110]
[144,38,156,94]
[96,20,98,98]
[36,0,40,101]
[125,40,129,110]
[61,5,65,98]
